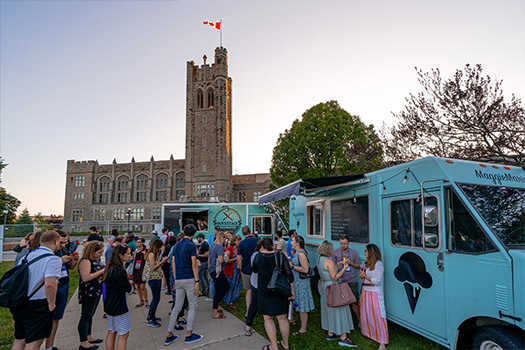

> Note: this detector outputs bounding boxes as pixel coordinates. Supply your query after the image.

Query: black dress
[252,251,294,316]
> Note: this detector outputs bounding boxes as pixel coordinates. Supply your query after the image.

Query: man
[149,230,160,245]
[105,235,124,262]
[45,230,80,350]
[286,229,297,258]
[332,235,361,326]
[207,227,218,246]
[236,225,259,313]
[164,224,204,345]
[159,228,169,244]
[125,232,137,253]
[274,230,286,252]
[10,230,62,350]
[86,227,103,242]
[195,233,209,296]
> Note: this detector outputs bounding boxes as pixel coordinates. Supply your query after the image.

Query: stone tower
[185,47,233,202]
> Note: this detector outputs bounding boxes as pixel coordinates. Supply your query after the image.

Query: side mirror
[424,233,438,247]
[424,205,438,227]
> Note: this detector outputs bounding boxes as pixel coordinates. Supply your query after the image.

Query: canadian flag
[203,21,221,30]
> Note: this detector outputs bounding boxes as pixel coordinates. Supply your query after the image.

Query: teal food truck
[161,202,283,239]
[259,157,524,350]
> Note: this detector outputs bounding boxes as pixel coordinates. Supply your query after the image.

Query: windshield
[458,183,525,248]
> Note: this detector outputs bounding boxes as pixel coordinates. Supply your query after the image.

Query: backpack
[0,252,54,308]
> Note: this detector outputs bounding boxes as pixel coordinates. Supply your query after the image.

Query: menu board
[330,197,369,243]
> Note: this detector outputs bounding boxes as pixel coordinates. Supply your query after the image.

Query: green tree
[270,101,383,188]
[382,64,525,165]
[14,208,33,235]
[0,157,21,224]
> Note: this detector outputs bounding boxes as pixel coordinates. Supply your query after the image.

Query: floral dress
[291,249,315,312]
[79,258,104,303]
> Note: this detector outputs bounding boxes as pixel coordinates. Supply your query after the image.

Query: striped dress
[360,260,389,344]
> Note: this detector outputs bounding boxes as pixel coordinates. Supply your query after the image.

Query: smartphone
[70,252,79,257]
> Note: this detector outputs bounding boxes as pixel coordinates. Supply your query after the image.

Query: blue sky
[1,0,524,215]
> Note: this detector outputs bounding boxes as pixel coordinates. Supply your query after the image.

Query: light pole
[126,208,132,232]
[2,208,8,226]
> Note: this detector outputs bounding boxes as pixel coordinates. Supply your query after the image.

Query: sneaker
[163,335,179,346]
[147,320,161,328]
[185,333,204,344]
[204,298,213,302]
[338,338,358,347]
[174,324,184,331]
[326,334,339,341]
[145,317,162,322]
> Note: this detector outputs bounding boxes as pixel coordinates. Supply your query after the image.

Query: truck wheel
[472,326,524,350]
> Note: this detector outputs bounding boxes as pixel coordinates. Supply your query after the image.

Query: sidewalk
[55,288,268,350]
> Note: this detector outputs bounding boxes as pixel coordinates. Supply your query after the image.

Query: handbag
[326,281,356,307]
[297,251,315,279]
[267,252,292,298]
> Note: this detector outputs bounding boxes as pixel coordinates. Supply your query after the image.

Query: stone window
[218,120,221,128]
[136,191,147,202]
[207,88,214,108]
[155,173,168,189]
[253,192,262,202]
[194,184,214,197]
[73,193,84,200]
[238,192,246,202]
[99,176,111,192]
[117,192,128,203]
[152,207,161,220]
[203,163,206,174]
[155,190,167,201]
[93,209,106,221]
[74,176,85,187]
[196,89,204,109]
[136,174,149,190]
[175,172,185,188]
[72,209,83,222]
[203,137,206,148]
[176,190,185,200]
[118,176,129,191]
[131,208,144,220]
[99,193,108,204]
[203,117,206,127]
[113,208,125,221]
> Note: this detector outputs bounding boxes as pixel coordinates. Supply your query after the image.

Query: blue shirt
[105,245,114,263]
[208,243,224,274]
[286,239,293,259]
[207,232,216,246]
[237,235,259,275]
[173,238,197,280]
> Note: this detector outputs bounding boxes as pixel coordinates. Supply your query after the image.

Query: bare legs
[105,330,129,350]
[263,314,289,350]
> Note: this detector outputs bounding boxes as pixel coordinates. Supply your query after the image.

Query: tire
[472,326,525,350]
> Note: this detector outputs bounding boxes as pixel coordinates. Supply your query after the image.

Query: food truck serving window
[330,196,369,243]
[252,216,273,235]
[307,201,324,238]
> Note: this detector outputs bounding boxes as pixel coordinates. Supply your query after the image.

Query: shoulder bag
[267,252,292,298]
[326,281,356,307]
[298,251,315,279]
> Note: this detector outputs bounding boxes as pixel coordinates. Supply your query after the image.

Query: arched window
[99,176,111,192]
[207,88,214,108]
[155,173,168,189]
[196,89,204,109]
[136,174,149,190]
[117,175,129,191]
[175,172,185,188]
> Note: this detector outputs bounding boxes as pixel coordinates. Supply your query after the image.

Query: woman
[131,238,148,308]
[103,244,133,350]
[13,232,35,265]
[223,234,241,308]
[252,237,294,350]
[78,241,105,350]
[143,239,168,327]
[162,236,177,294]
[317,241,358,348]
[359,244,388,350]
[208,231,229,319]
[290,235,315,335]
[244,239,263,336]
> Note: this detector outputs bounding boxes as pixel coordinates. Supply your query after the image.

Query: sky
[1,0,524,216]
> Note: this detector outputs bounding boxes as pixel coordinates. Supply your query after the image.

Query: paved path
[55,288,268,350]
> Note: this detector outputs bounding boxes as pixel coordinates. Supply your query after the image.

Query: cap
[151,230,158,235]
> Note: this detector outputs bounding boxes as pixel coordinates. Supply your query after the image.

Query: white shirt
[19,247,62,300]
[160,234,168,243]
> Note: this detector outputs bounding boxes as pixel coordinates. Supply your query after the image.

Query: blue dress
[223,252,241,305]
[291,250,315,313]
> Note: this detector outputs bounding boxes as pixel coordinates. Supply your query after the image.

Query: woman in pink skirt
[359,244,388,350]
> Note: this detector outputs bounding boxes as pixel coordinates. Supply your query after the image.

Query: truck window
[330,196,369,243]
[252,216,272,235]
[445,187,495,253]
[390,196,439,249]
[307,202,324,237]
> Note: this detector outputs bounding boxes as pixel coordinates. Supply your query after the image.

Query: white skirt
[107,312,130,335]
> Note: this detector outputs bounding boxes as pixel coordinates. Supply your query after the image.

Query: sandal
[212,314,227,319]
[245,328,254,336]
[292,331,307,336]
[144,300,150,308]
[217,308,224,313]
[135,300,144,308]
[228,303,237,310]
[288,320,296,326]
[277,340,290,349]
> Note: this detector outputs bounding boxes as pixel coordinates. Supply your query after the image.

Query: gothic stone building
[63,47,271,230]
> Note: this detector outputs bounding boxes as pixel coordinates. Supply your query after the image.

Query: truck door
[383,192,449,345]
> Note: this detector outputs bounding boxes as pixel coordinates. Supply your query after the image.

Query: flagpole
[220,19,222,47]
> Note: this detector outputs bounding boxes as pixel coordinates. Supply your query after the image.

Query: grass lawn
[0,261,79,350]
[222,288,445,350]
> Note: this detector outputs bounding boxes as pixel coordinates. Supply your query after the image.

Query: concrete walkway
[55,288,268,350]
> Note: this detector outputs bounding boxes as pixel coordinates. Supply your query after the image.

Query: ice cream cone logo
[394,252,433,314]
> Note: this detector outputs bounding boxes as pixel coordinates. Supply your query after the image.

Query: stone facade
[63,47,270,228]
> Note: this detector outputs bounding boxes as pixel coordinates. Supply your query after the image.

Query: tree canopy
[0,157,21,224]
[382,64,525,165]
[270,101,382,188]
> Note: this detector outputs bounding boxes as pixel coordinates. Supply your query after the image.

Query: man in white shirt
[160,228,169,244]
[11,230,62,350]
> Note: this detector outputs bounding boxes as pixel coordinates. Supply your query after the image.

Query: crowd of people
[8,225,389,350]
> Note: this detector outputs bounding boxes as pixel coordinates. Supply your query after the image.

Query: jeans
[198,262,209,294]
[245,286,258,327]
[148,279,162,321]
[210,271,229,310]
[78,295,100,342]
[167,279,199,333]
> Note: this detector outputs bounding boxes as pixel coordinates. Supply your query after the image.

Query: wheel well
[456,317,523,349]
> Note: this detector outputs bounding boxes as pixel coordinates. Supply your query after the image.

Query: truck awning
[258,174,367,204]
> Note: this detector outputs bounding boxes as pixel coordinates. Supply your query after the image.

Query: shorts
[241,273,251,290]
[11,299,54,343]
[54,283,69,320]
[107,312,130,335]
[348,282,359,304]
